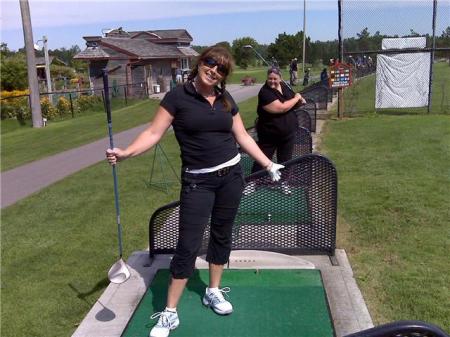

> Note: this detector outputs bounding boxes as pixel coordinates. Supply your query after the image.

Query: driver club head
[108,258,131,284]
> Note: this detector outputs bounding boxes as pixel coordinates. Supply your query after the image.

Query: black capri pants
[170,164,245,279]
[251,131,295,173]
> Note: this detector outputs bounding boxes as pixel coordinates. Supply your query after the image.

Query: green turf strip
[237,187,310,224]
[122,269,334,337]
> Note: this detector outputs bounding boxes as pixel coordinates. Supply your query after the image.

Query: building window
[181,58,189,70]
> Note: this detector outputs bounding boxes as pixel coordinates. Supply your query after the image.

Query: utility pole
[302,0,306,77]
[20,0,42,128]
[43,36,53,101]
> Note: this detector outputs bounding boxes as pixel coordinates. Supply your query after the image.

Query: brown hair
[267,66,282,77]
[188,45,235,112]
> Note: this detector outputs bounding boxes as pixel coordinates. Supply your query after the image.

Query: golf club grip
[282,80,305,110]
[102,70,112,125]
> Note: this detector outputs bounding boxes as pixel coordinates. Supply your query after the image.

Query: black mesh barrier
[301,83,330,110]
[294,109,312,133]
[240,125,312,177]
[149,154,337,258]
[300,99,317,133]
[344,321,449,337]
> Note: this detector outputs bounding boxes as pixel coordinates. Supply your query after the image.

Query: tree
[409,29,421,37]
[231,37,258,68]
[0,53,28,91]
[442,26,450,38]
[267,31,307,67]
[215,41,231,52]
[49,45,81,66]
[0,43,14,58]
[357,27,371,51]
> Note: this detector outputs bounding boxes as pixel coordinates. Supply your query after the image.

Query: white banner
[382,37,426,50]
[376,38,430,109]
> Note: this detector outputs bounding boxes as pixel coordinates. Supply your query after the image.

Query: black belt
[213,166,232,177]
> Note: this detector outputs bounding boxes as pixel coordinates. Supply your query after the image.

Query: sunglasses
[202,57,228,77]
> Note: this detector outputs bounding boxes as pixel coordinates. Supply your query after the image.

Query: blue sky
[1,0,449,51]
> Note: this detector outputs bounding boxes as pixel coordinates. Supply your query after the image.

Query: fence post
[69,93,74,118]
[427,0,437,113]
[124,86,128,105]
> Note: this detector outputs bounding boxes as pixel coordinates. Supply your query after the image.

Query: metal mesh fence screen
[149,154,337,257]
[341,0,450,116]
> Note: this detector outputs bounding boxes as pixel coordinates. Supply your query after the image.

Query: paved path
[1,84,262,209]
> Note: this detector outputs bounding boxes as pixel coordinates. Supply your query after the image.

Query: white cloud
[2,1,313,31]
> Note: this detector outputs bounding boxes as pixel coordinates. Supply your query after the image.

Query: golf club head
[108,258,131,284]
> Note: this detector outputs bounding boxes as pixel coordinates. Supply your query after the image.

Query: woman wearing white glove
[246,66,305,195]
[106,46,283,337]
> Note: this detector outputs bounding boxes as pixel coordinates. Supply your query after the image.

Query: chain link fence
[339,0,450,116]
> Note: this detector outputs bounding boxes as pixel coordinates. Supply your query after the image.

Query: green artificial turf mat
[122,269,334,337]
[237,187,310,224]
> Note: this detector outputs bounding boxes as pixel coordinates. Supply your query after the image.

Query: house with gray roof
[74,27,199,96]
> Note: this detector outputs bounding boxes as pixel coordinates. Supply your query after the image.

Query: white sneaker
[281,181,292,195]
[202,287,233,315]
[149,310,179,337]
[243,181,256,196]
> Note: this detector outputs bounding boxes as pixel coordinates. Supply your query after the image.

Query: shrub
[75,94,102,112]
[0,90,30,120]
[40,97,58,120]
[56,96,71,115]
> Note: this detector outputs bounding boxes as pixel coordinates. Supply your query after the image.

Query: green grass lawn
[1,99,160,172]
[321,114,450,330]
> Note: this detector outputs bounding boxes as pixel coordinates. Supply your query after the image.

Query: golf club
[243,45,305,109]
[242,45,296,91]
[102,69,131,284]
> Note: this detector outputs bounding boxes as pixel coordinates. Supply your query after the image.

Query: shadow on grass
[68,280,116,322]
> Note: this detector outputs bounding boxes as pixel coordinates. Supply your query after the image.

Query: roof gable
[77,28,198,60]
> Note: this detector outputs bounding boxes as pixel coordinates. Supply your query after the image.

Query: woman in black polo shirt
[106,46,283,337]
[245,67,306,195]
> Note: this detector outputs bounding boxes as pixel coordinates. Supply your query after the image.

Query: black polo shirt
[257,81,297,136]
[160,81,239,170]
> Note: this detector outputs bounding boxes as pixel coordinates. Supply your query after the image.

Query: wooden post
[19,0,42,127]
[338,88,344,119]
[69,93,74,118]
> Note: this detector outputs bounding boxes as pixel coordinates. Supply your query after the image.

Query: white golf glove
[266,162,284,181]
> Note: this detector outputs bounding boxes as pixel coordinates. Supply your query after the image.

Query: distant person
[302,68,310,86]
[244,66,306,195]
[106,46,284,337]
[175,68,183,84]
[320,68,329,87]
[271,57,279,68]
[290,58,298,85]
